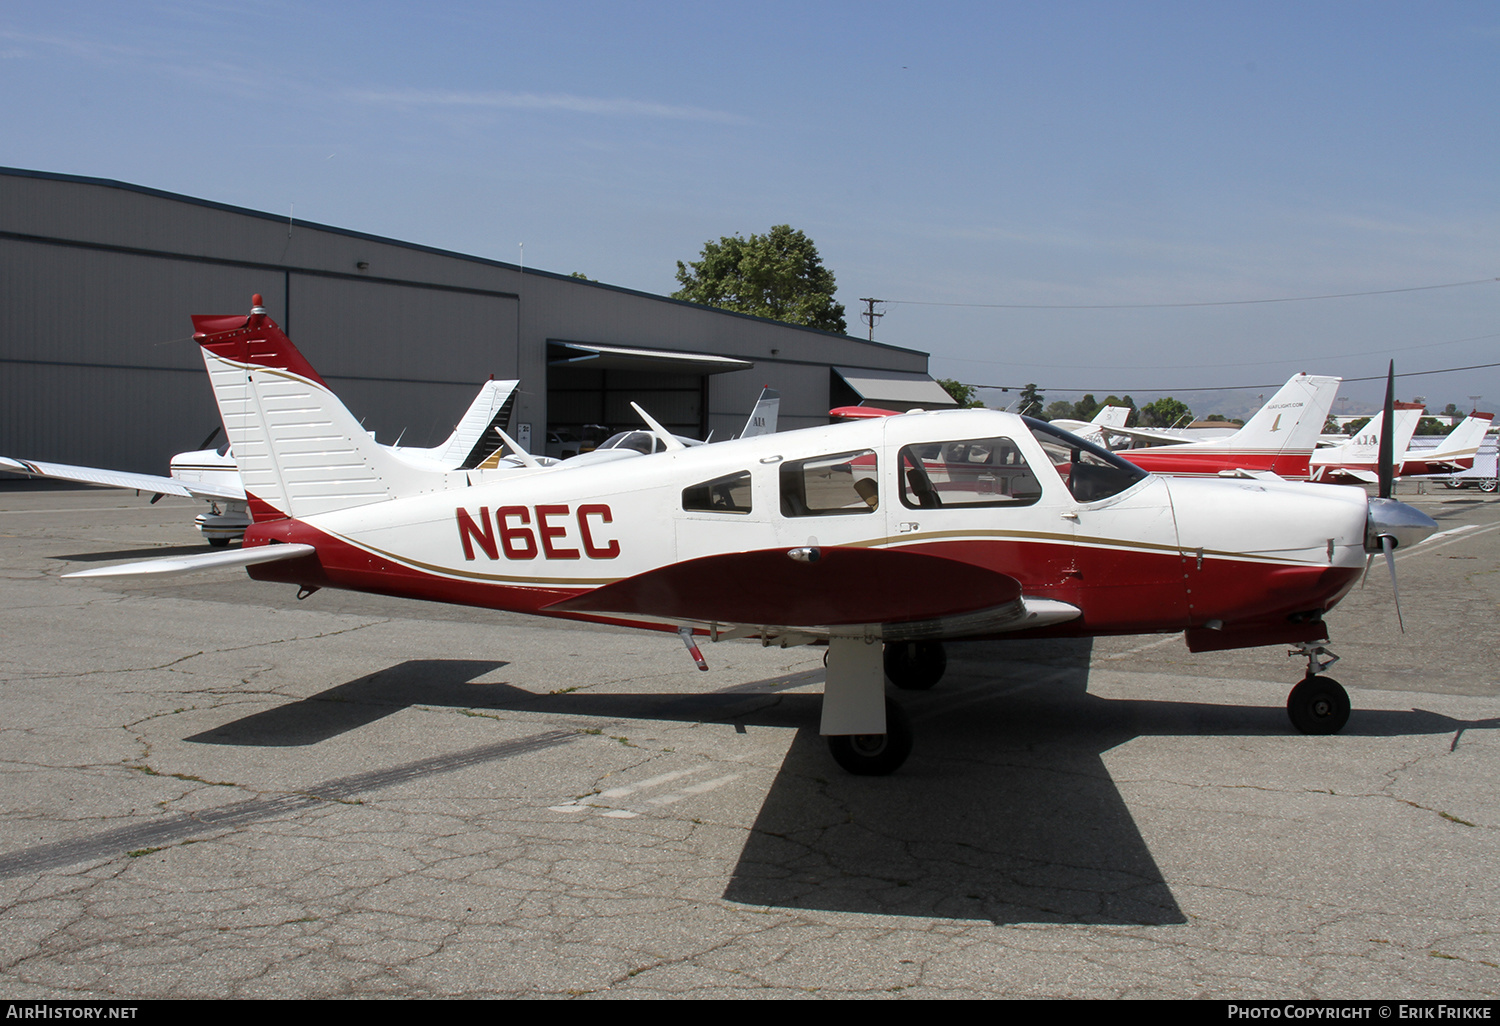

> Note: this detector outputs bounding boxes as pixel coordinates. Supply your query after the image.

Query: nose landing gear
[1286,642,1350,735]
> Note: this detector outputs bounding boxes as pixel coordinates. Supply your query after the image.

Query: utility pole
[858,297,885,341]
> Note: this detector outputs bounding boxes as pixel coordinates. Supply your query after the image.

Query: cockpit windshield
[1024,417,1149,503]
[597,430,665,454]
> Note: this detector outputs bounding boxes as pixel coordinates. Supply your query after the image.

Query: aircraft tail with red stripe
[193,295,473,522]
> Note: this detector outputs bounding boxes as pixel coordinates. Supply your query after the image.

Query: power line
[967,359,1500,395]
[932,328,1500,373]
[886,276,1499,310]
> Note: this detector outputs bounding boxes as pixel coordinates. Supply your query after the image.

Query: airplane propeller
[1361,360,1436,631]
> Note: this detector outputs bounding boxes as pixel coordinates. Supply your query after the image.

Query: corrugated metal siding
[3,168,938,476]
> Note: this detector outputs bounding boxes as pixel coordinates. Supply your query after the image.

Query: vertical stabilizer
[193,296,458,521]
[740,388,781,438]
[1226,374,1342,453]
[1418,412,1494,465]
[430,378,519,469]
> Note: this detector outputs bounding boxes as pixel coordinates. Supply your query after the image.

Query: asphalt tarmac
[1,481,1496,999]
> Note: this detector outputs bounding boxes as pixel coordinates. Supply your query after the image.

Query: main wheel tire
[884,640,947,691]
[207,537,231,548]
[1287,675,1351,735]
[827,698,914,775]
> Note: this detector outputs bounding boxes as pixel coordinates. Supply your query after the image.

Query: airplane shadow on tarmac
[182,638,1498,927]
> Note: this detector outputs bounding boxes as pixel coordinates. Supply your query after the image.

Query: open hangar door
[830,366,958,415]
[545,341,753,456]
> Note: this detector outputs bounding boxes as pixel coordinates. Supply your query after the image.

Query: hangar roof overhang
[833,366,957,409]
[548,341,754,375]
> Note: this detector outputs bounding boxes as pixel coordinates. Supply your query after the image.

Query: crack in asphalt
[0,730,580,879]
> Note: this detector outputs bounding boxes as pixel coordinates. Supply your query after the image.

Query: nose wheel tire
[1287,675,1350,735]
[827,698,914,775]
[884,640,947,691]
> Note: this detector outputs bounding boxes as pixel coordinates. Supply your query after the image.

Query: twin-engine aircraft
[1,377,520,546]
[66,297,1438,775]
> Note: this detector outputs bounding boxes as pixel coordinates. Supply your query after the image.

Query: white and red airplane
[1102,374,1342,480]
[65,297,1437,775]
[1308,402,1424,485]
[1043,405,1133,447]
[1400,412,1495,477]
[1,377,521,545]
[1309,407,1495,483]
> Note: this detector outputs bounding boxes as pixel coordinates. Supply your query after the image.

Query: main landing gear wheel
[1287,675,1351,735]
[827,697,914,776]
[884,640,947,691]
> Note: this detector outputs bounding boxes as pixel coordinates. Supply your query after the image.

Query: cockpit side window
[1025,417,1149,502]
[682,471,753,514]
[780,450,879,516]
[898,437,1042,509]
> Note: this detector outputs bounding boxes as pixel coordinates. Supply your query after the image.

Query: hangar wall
[1,167,945,475]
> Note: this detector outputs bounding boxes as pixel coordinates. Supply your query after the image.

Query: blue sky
[4,1,1497,415]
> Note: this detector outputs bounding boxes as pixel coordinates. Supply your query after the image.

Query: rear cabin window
[780,450,879,516]
[899,437,1043,508]
[682,471,753,514]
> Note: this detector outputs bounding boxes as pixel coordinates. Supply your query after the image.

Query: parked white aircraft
[1106,374,1342,481]
[1308,403,1424,484]
[544,388,781,470]
[1,376,519,545]
[1390,412,1493,478]
[65,297,1438,775]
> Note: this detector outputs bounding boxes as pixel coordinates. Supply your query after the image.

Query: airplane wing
[544,546,1080,638]
[1099,424,1198,446]
[0,457,245,502]
[62,543,317,578]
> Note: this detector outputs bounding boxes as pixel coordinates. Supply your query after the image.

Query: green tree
[673,225,847,333]
[1138,397,1193,429]
[937,378,984,408]
[1018,383,1045,418]
[1071,394,1100,421]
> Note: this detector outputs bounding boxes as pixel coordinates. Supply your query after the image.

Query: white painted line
[599,767,700,798]
[681,773,742,795]
[1400,520,1500,559]
[1420,524,1477,544]
[649,773,743,805]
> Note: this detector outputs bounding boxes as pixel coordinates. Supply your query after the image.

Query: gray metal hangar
[1,167,954,476]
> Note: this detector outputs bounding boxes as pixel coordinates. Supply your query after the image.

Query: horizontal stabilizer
[545,546,1022,627]
[0,457,222,498]
[64,543,317,579]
